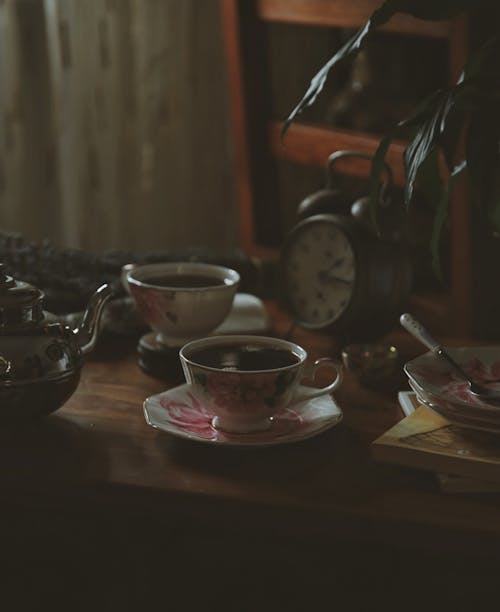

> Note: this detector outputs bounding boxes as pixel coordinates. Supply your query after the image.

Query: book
[373,396,500,487]
[397,392,500,493]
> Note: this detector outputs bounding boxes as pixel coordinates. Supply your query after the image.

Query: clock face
[282,216,357,328]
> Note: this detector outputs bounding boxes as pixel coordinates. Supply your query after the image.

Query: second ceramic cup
[125,262,240,346]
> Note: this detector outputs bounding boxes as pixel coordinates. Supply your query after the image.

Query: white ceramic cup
[179,334,343,433]
[124,262,240,346]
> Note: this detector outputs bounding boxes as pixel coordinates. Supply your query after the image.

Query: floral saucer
[143,384,342,447]
[405,346,500,410]
[408,378,500,434]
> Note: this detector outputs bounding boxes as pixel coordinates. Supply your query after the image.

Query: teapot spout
[75,284,113,355]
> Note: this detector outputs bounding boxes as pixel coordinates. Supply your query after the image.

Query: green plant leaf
[416,149,444,208]
[403,92,450,206]
[398,90,443,128]
[439,101,462,170]
[281,23,376,138]
[281,1,413,139]
[430,161,467,278]
[282,0,475,139]
[368,133,394,233]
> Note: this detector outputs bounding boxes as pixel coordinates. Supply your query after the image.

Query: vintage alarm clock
[280,151,412,338]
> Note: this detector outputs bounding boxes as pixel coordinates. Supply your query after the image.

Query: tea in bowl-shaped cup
[125,262,240,346]
[179,334,343,433]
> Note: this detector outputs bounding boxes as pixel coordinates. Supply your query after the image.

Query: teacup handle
[292,358,343,404]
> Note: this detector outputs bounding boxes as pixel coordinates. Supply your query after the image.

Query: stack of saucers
[404,346,500,433]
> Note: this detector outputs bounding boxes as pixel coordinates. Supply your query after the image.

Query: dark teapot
[0,264,113,418]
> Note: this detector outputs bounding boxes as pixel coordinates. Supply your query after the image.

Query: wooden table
[2,304,500,610]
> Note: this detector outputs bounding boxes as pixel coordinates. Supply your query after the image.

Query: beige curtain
[0,0,237,252]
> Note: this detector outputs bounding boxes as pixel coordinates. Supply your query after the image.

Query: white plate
[214,293,269,335]
[404,346,500,411]
[143,383,342,447]
[408,378,500,434]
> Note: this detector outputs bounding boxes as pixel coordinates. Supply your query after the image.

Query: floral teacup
[124,262,240,347]
[179,335,343,433]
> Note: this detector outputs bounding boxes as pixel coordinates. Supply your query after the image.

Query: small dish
[405,346,500,411]
[408,378,500,434]
[214,293,270,336]
[143,383,342,447]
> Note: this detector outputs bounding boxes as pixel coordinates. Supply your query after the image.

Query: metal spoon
[400,313,500,402]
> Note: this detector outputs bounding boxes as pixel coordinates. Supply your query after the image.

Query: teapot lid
[0,264,44,327]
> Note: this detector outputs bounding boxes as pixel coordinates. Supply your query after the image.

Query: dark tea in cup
[187,343,301,371]
[143,274,229,289]
[180,335,343,433]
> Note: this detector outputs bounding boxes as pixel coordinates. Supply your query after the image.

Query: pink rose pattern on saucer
[412,358,500,407]
[407,347,500,431]
[159,391,215,438]
[144,384,343,446]
[159,389,302,442]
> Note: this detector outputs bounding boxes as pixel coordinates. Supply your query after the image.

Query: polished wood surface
[4,305,500,609]
[4,304,500,555]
